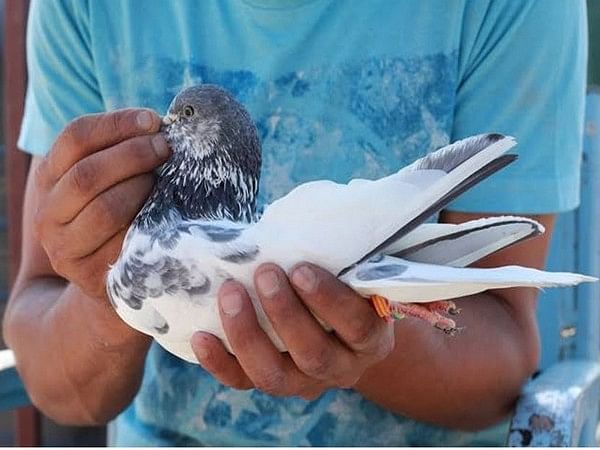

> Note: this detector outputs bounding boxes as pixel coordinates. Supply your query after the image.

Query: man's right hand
[32,108,171,301]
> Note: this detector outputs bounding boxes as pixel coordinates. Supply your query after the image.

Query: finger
[254,264,357,386]
[218,281,311,396]
[290,264,394,360]
[192,327,327,397]
[60,174,154,259]
[191,332,253,390]
[42,108,161,185]
[66,229,128,300]
[49,133,170,222]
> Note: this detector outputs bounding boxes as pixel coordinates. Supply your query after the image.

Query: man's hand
[3,109,169,424]
[33,109,170,300]
[191,263,395,399]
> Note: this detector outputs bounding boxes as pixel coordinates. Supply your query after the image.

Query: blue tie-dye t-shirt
[19,0,586,446]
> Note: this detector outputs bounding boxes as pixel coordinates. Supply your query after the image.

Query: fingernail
[195,345,209,360]
[191,333,211,360]
[151,135,170,158]
[194,346,210,359]
[136,110,154,130]
[256,270,280,298]
[221,290,243,317]
[292,266,317,293]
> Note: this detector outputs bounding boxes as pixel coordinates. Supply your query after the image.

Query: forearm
[3,277,151,425]
[356,290,540,430]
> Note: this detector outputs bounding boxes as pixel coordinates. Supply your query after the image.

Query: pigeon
[106,84,596,363]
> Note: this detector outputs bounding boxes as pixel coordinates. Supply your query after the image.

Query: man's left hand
[191,263,395,400]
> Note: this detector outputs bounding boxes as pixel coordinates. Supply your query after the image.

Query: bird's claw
[367,296,464,336]
[448,306,462,316]
[425,299,461,316]
[436,323,465,336]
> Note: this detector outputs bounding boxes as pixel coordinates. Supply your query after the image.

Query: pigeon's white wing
[247,134,517,275]
[341,255,597,303]
[384,216,544,267]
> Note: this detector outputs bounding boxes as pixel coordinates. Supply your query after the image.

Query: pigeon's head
[162,85,259,159]
[151,84,261,224]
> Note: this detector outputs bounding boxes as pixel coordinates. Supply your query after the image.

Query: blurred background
[0,0,599,447]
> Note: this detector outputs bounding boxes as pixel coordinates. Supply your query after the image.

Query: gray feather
[411,133,506,173]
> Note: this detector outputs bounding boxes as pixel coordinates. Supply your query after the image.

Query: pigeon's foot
[368,295,463,336]
[424,299,461,316]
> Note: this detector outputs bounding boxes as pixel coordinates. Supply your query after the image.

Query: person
[3,0,587,446]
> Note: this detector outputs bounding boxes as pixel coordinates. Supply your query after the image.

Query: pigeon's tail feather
[384,216,544,267]
[342,134,517,274]
[340,256,597,303]
[529,272,599,287]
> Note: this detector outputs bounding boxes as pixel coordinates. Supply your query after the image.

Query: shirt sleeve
[448,0,588,214]
[18,0,104,156]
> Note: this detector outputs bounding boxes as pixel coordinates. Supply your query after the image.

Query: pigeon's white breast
[107,219,286,362]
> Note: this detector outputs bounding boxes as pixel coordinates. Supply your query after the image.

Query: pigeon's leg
[369,295,400,323]
[368,295,462,336]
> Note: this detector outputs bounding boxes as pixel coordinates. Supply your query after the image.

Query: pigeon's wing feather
[247,176,432,274]
[249,133,517,275]
[107,231,180,337]
[383,216,544,267]
[340,255,597,303]
[107,218,289,362]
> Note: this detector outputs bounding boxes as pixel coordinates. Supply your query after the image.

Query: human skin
[3,109,547,429]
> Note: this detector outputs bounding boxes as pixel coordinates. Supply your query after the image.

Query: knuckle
[102,109,137,137]
[69,160,96,195]
[95,190,123,226]
[124,135,157,165]
[346,317,376,350]
[253,368,287,396]
[299,348,334,379]
[106,110,122,134]
[64,116,90,149]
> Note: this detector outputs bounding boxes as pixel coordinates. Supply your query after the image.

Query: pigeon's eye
[182,105,195,118]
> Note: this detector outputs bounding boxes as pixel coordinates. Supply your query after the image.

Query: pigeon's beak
[162,113,178,126]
